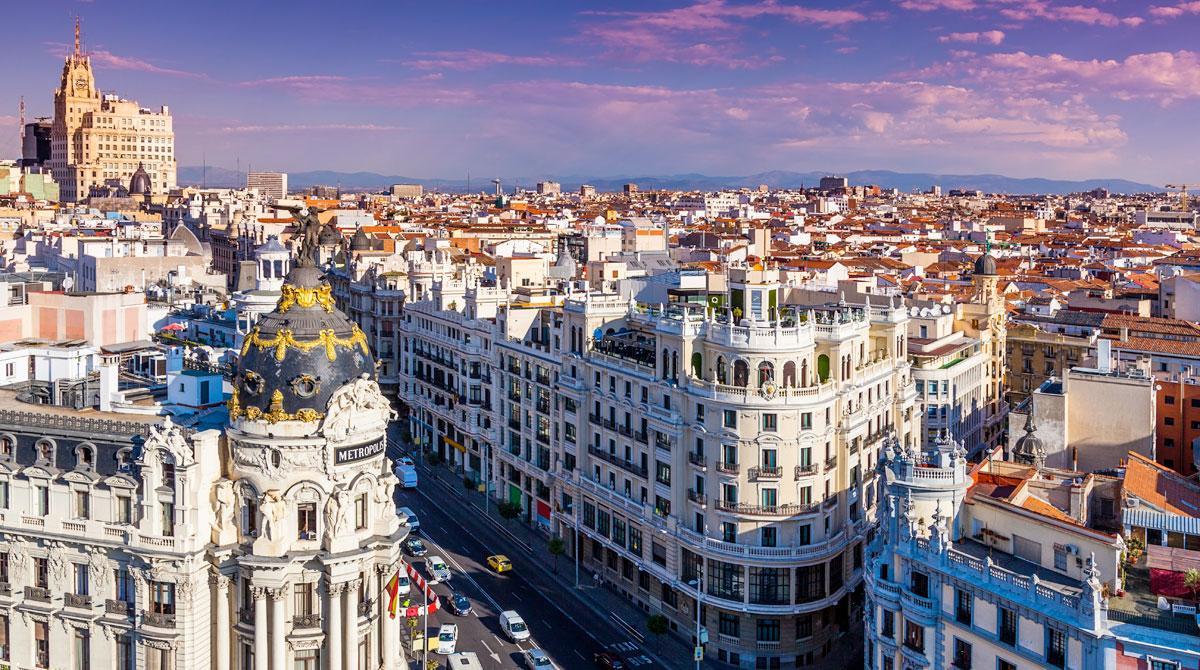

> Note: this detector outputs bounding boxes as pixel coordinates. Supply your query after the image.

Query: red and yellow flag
[385,571,400,619]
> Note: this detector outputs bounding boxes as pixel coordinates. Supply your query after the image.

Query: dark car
[447,591,472,616]
[593,651,625,669]
[403,538,427,557]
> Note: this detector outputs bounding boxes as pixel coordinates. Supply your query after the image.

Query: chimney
[98,353,119,412]
[1097,339,1112,373]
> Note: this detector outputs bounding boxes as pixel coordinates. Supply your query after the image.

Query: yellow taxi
[486,554,513,573]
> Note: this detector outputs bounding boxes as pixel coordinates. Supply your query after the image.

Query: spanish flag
[385,571,400,619]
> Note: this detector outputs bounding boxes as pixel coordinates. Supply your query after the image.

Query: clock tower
[50,18,100,200]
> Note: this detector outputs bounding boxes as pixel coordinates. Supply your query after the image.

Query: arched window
[817,355,831,383]
[716,357,727,384]
[783,362,796,388]
[35,439,55,466]
[733,360,749,387]
[75,443,95,470]
[757,362,774,386]
[0,435,14,459]
[662,348,670,379]
[691,352,703,379]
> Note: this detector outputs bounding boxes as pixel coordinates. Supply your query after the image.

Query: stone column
[379,567,397,670]
[213,574,231,670]
[271,587,287,670]
[327,583,344,670]
[253,587,269,670]
[343,579,359,670]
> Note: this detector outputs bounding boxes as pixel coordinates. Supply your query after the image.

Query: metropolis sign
[334,438,385,465]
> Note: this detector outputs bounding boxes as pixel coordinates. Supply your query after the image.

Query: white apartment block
[245,173,288,201]
[399,265,922,668]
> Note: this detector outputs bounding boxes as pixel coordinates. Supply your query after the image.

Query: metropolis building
[0,234,405,668]
[400,265,921,668]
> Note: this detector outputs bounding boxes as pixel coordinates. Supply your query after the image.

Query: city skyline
[3,0,1198,184]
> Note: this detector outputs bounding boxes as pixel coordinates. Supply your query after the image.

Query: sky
[3,0,1199,183]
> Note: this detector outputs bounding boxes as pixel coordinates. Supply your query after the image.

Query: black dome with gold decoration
[228,263,374,424]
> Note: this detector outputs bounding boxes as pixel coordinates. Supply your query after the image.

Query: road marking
[480,639,494,655]
[422,537,504,614]
[574,650,587,660]
[510,592,521,601]
[609,615,645,643]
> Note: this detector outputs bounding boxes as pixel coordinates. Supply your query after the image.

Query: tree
[646,614,670,652]
[405,615,419,656]
[497,501,522,524]
[1185,568,1200,600]
[548,536,566,574]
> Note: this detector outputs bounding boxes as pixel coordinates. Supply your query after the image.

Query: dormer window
[0,436,14,459]
[35,440,55,466]
[76,444,94,470]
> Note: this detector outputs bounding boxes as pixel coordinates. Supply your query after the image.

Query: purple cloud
[406,49,580,71]
[939,30,1006,44]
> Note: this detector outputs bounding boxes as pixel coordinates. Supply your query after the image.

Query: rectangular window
[1046,628,1066,668]
[910,571,929,598]
[161,502,175,537]
[117,495,132,524]
[955,589,971,625]
[801,412,812,430]
[719,612,740,637]
[294,582,314,616]
[881,609,894,639]
[355,494,368,530]
[75,490,90,519]
[999,607,1017,646]
[755,618,781,642]
[762,413,777,432]
[34,557,48,589]
[721,522,736,543]
[73,628,89,670]
[998,661,1016,670]
[0,613,7,661]
[36,486,48,516]
[150,581,175,615]
[162,463,176,489]
[116,634,132,670]
[35,620,48,668]
[903,621,924,654]
[953,638,972,669]
[297,503,317,540]
[74,563,88,595]
[761,527,777,548]
[723,410,737,428]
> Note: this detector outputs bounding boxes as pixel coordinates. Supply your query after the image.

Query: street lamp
[688,568,704,670]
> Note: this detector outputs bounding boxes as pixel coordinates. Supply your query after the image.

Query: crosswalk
[609,641,654,667]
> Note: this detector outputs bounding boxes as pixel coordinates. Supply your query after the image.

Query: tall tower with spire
[50,18,100,200]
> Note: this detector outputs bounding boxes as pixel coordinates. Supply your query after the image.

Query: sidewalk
[417,461,706,669]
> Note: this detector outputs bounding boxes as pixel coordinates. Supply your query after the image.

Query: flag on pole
[385,571,400,619]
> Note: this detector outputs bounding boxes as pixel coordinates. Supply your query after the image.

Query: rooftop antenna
[18,97,24,151]
[202,152,207,189]
[74,16,81,59]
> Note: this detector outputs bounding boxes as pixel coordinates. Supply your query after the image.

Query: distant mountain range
[178,166,1162,196]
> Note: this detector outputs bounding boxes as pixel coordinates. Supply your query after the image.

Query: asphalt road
[393,472,659,670]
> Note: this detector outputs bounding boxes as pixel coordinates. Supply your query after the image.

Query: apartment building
[399,264,922,667]
[864,434,1200,670]
[907,304,990,452]
[245,172,288,201]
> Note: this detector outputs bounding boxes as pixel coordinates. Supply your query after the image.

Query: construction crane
[1165,183,1191,211]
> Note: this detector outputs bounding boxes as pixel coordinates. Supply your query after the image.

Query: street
[393,468,667,670]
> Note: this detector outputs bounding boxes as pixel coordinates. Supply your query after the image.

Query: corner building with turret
[0,262,404,669]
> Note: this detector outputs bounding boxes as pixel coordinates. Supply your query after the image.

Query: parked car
[398,506,420,534]
[403,537,428,557]
[426,555,452,583]
[499,610,530,642]
[395,456,419,488]
[436,623,459,655]
[395,574,411,596]
[526,648,555,669]
[486,554,513,573]
[592,651,625,669]
[447,591,472,616]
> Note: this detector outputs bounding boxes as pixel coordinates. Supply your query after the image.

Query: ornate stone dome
[229,265,374,424]
[1012,411,1045,467]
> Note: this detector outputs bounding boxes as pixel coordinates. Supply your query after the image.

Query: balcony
[587,446,648,478]
[239,607,255,625]
[716,461,739,475]
[64,592,92,609]
[687,489,708,506]
[106,599,133,617]
[0,582,10,597]
[824,456,838,471]
[292,613,322,628]
[748,466,783,481]
[358,598,374,618]
[715,500,819,516]
[143,611,176,628]
[24,586,50,603]
[795,464,818,479]
[688,452,707,468]
[634,431,649,444]
[589,413,602,425]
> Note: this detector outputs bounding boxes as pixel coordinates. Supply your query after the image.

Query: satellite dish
[62,276,74,291]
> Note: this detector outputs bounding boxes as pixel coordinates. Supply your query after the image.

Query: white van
[395,456,419,488]
[499,610,530,642]
[398,506,420,534]
[445,652,483,670]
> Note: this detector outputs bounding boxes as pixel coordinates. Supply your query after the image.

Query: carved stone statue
[374,473,398,520]
[213,481,236,528]
[259,490,287,543]
[324,487,349,539]
[321,374,393,441]
[87,549,110,590]
[146,416,194,468]
[47,544,67,588]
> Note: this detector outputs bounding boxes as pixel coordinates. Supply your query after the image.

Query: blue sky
[4,0,1198,183]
